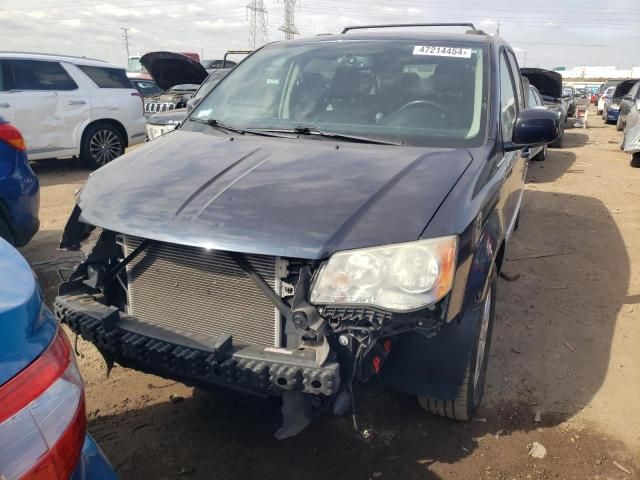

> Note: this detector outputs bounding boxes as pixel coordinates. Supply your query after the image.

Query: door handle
[0,103,10,108]
[521,148,531,159]
[68,100,86,105]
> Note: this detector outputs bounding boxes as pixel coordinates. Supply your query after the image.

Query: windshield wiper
[188,117,246,135]
[252,125,403,145]
[188,117,296,138]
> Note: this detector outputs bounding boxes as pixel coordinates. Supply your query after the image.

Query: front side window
[78,66,132,89]
[190,41,488,147]
[6,60,77,91]
[528,87,540,108]
[499,53,517,141]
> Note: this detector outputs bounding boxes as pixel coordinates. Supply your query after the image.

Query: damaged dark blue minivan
[55,24,559,437]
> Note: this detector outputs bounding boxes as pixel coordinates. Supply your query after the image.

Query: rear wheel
[418,268,497,420]
[0,218,15,245]
[80,123,125,169]
[631,153,640,168]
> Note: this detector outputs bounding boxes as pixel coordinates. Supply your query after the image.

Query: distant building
[559,66,640,79]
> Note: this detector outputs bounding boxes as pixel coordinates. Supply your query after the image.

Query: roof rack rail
[341,23,477,34]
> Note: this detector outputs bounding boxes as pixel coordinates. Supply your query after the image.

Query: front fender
[380,213,502,400]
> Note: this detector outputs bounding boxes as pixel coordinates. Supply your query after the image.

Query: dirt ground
[21,106,640,479]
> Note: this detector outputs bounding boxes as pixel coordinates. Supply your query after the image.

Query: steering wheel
[387,100,454,128]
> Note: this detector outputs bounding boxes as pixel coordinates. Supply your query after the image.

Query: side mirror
[636,99,640,111]
[186,97,201,113]
[504,108,560,151]
[624,94,633,101]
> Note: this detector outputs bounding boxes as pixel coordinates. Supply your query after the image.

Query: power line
[279,0,300,40]
[247,0,268,49]
[120,26,130,60]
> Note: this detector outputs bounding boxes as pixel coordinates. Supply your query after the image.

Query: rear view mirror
[186,98,201,113]
[505,108,560,151]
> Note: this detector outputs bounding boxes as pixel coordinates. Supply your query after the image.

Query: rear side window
[78,66,132,88]
[5,60,77,90]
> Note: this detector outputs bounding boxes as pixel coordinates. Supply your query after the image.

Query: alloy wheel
[473,288,492,390]
[89,129,122,166]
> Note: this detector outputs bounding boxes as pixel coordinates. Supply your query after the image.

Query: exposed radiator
[122,236,281,347]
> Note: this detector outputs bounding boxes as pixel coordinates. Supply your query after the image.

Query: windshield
[190,40,488,147]
[133,80,162,95]
[193,70,229,101]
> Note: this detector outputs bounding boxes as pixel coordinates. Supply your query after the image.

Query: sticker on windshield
[413,46,472,58]
[266,78,280,84]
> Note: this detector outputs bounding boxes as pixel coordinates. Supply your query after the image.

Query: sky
[1,0,639,70]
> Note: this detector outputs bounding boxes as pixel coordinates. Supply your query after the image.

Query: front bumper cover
[55,294,339,397]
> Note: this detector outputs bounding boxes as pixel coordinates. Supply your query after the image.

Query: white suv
[0,52,146,168]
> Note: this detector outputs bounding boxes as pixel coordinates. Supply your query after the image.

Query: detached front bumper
[54,294,340,397]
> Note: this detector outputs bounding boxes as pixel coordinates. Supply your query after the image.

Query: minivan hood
[140,51,208,90]
[77,131,472,259]
[521,68,563,99]
[0,239,56,385]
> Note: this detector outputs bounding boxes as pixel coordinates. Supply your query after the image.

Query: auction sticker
[413,46,472,58]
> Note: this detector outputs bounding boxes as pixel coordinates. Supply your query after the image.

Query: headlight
[310,236,457,312]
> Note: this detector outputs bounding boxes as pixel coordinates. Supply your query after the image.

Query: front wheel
[81,124,125,169]
[550,127,564,148]
[418,268,497,420]
[532,145,547,161]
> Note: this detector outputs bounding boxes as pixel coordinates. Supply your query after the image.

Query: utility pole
[496,22,500,36]
[121,27,130,60]
[523,50,527,67]
[279,0,299,40]
[247,0,268,49]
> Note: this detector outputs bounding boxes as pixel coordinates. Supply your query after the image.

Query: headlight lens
[146,123,177,141]
[310,236,457,312]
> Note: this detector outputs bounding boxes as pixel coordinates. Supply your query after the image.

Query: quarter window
[6,60,77,91]
[78,66,132,89]
[499,53,518,141]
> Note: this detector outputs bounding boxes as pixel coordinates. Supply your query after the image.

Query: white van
[0,52,146,168]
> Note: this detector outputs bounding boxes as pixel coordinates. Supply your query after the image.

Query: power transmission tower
[121,27,130,60]
[247,0,268,49]
[279,0,299,40]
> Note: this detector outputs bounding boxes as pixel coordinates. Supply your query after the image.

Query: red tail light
[0,122,26,151]
[0,327,86,480]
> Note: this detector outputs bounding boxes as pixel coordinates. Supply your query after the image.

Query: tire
[80,123,125,169]
[531,145,547,161]
[631,153,640,168]
[550,126,564,148]
[0,218,15,245]
[418,268,497,421]
[597,108,603,115]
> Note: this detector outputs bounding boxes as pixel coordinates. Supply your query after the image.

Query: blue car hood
[0,239,56,385]
[78,130,472,259]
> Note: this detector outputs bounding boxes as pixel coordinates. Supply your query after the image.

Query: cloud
[479,17,497,27]
[58,18,83,27]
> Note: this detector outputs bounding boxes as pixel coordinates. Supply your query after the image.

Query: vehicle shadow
[29,157,91,188]
[83,189,629,479]
[561,131,589,148]
[527,151,576,184]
